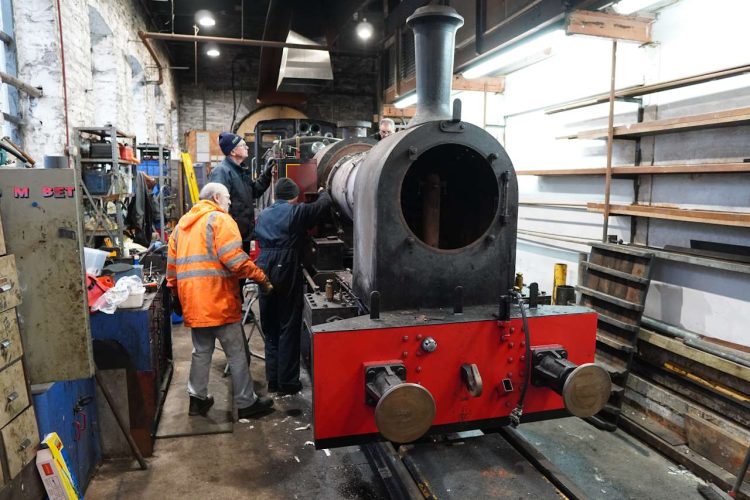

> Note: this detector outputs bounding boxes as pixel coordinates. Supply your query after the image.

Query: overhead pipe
[641,316,750,369]
[141,31,332,52]
[138,31,164,85]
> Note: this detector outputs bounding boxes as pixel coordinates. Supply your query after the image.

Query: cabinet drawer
[1,406,39,480]
[0,361,28,428]
[0,310,22,370]
[0,256,20,314]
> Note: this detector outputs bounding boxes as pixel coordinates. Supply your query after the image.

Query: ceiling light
[196,10,215,27]
[356,19,374,40]
[462,29,565,79]
[394,92,417,109]
[612,0,669,15]
[206,47,220,57]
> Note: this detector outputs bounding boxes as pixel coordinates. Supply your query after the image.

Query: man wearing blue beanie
[254,178,332,396]
[208,132,274,250]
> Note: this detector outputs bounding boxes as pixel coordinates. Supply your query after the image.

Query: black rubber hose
[510,290,532,427]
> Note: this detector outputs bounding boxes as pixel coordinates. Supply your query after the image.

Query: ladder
[577,242,655,429]
[180,152,200,205]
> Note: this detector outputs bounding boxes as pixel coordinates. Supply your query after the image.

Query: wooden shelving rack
[516,61,750,232]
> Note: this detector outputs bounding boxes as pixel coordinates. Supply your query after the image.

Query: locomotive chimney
[406,6,464,127]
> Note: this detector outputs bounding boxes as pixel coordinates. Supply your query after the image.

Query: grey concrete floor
[86,321,386,500]
[87,319,707,499]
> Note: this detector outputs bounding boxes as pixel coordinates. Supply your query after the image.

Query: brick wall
[177,53,378,145]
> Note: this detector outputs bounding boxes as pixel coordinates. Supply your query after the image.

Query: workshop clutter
[83,247,109,275]
[90,276,146,313]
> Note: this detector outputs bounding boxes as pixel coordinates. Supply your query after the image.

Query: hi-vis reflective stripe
[217,241,242,258]
[205,212,218,256]
[176,269,233,280]
[175,254,218,265]
[225,253,249,269]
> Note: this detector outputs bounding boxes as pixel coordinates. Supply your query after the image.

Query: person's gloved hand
[259,278,274,295]
[263,160,276,177]
[171,291,183,316]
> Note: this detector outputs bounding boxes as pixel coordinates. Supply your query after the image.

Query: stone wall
[12,0,178,161]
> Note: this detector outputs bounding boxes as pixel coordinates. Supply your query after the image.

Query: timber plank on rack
[588,203,750,227]
[546,63,750,114]
[570,106,750,140]
[517,162,750,176]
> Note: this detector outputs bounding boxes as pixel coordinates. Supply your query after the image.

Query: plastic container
[84,248,109,276]
[82,170,112,195]
[137,160,168,177]
[119,290,144,309]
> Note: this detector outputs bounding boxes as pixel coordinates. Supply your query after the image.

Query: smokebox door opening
[400,144,499,250]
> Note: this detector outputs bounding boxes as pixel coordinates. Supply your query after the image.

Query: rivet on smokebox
[402,335,409,342]
[402,351,408,358]
[507,357,513,363]
[416,366,422,373]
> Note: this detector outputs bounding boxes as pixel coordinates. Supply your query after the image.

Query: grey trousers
[187,322,257,409]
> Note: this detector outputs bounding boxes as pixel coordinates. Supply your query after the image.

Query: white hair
[379,118,395,129]
[199,182,229,201]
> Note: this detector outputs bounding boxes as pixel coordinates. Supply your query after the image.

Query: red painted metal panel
[312,312,597,442]
[283,160,318,203]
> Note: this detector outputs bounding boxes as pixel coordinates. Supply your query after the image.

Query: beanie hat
[275,177,300,201]
[219,132,243,156]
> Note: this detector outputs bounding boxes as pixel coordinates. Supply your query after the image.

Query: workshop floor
[86,322,386,500]
[87,320,707,499]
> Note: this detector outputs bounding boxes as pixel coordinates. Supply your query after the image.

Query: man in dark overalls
[254,178,332,395]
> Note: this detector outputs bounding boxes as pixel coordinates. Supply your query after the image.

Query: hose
[510,290,532,427]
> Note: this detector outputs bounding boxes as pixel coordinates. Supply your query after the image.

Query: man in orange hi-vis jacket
[167,182,274,419]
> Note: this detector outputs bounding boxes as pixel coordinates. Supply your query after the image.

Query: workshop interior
[0,0,747,499]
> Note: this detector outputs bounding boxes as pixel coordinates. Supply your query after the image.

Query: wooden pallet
[576,242,655,428]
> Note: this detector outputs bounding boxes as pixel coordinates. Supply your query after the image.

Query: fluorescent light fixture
[206,47,220,57]
[356,19,374,40]
[612,0,668,14]
[196,10,215,27]
[394,92,418,109]
[462,29,565,79]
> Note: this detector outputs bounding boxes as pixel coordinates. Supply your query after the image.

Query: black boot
[279,383,302,396]
[188,395,214,416]
[238,396,274,419]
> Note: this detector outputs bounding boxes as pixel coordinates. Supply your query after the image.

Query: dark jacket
[208,157,273,243]
[254,192,332,297]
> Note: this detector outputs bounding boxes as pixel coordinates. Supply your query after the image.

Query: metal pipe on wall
[641,316,750,369]
[137,31,164,85]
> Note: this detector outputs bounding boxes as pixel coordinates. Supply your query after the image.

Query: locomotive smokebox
[350,5,518,311]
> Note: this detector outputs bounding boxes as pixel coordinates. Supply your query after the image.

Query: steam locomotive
[272,5,611,449]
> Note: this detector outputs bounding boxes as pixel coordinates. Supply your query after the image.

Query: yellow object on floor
[36,432,79,500]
